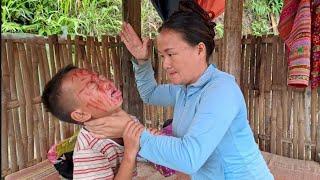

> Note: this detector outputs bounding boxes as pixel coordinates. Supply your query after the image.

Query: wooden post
[122,0,143,121]
[222,0,244,83]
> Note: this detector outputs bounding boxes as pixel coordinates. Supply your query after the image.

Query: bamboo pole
[50,35,62,143]
[248,37,256,131]
[67,35,73,65]
[287,87,293,158]
[74,36,82,68]
[298,91,305,160]
[258,37,267,151]
[115,36,123,88]
[270,37,279,154]
[30,42,43,162]
[35,41,49,155]
[280,40,290,157]
[102,35,111,79]
[293,91,299,159]
[243,36,251,113]
[10,42,26,169]
[47,36,56,147]
[95,37,105,75]
[264,37,273,152]
[1,39,10,173]
[109,37,121,89]
[60,41,67,67]
[253,37,262,142]
[311,88,318,160]
[85,36,93,70]
[276,37,284,155]
[39,43,50,150]
[16,43,28,163]
[222,0,243,82]
[25,42,35,162]
[92,37,100,73]
[7,39,18,172]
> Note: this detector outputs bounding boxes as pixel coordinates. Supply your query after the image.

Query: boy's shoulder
[75,127,124,154]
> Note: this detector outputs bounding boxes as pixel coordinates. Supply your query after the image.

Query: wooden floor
[4,152,320,180]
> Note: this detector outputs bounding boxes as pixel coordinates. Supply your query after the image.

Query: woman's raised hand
[120,22,151,62]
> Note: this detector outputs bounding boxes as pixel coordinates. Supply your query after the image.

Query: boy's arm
[114,121,144,180]
[113,155,136,180]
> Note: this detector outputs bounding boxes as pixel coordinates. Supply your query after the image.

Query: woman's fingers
[84,118,105,126]
[123,121,144,138]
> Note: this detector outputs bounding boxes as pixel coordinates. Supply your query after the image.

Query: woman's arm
[139,80,243,174]
[133,60,179,106]
[114,121,144,180]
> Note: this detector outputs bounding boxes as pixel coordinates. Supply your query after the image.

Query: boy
[42,64,144,179]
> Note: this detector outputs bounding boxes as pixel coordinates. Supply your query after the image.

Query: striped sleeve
[73,149,114,180]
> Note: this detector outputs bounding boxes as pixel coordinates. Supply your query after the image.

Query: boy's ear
[70,109,91,122]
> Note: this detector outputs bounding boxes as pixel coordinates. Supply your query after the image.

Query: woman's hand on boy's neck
[84,108,135,139]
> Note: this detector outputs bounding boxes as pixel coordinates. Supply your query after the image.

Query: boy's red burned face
[63,68,123,118]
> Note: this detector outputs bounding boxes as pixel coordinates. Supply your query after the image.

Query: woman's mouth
[168,72,177,77]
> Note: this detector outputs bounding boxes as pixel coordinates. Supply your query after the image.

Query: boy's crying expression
[62,68,123,121]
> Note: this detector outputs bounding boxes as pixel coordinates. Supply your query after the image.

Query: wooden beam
[222,0,244,84]
[122,0,143,122]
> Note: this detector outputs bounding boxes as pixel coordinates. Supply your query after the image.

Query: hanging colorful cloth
[310,0,320,89]
[278,0,312,88]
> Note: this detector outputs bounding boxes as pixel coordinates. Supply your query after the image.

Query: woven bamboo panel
[1,34,319,178]
[1,34,124,177]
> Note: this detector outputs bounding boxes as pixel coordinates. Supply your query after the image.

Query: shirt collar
[182,64,217,96]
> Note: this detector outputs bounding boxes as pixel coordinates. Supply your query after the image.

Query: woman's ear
[197,42,206,58]
[71,109,91,122]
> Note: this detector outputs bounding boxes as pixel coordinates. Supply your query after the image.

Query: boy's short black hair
[42,64,79,124]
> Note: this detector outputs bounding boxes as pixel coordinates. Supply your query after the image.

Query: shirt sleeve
[73,149,114,180]
[133,60,180,107]
[138,80,242,174]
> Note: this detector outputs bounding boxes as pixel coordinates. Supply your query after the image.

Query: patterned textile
[278,0,312,87]
[152,123,176,177]
[311,0,320,88]
[47,130,79,164]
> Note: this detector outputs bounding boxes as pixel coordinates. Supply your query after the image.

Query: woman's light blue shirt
[134,61,274,180]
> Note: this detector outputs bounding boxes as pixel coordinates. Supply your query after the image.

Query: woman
[86,1,273,179]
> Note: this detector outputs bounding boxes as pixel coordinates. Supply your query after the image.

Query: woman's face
[62,69,123,119]
[157,29,207,85]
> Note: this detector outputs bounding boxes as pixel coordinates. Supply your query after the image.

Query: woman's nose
[162,57,171,70]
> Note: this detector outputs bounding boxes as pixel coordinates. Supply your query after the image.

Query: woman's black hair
[158,0,216,62]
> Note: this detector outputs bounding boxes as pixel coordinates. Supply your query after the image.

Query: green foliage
[215,22,224,39]
[245,0,283,36]
[2,0,122,37]
[141,0,162,38]
[2,0,284,37]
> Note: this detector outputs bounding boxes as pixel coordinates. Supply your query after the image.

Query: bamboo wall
[1,34,124,177]
[1,34,319,177]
